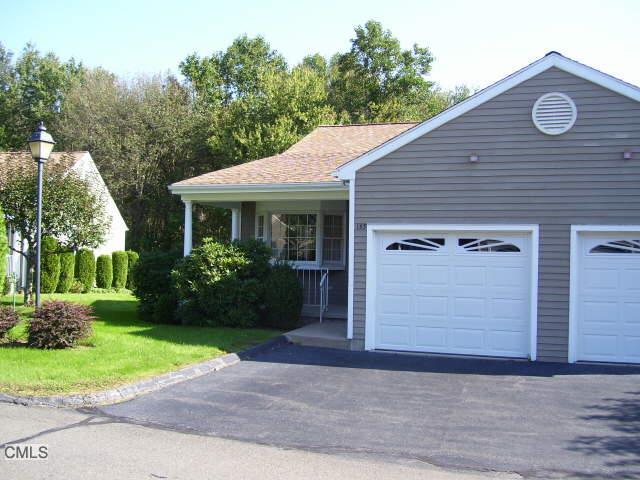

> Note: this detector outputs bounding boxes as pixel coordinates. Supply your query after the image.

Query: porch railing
[295,267,329,318]
[319,270,329,323]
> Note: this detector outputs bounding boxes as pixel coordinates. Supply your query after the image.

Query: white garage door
[575,233,640,363]
[375,231,532,358]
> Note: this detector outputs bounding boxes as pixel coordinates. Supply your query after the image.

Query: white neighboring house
[0,151,128,290]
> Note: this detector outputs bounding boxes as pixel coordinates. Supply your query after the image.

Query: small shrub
[41,237,61,294]
[27,301,95,349]
[96,254,113,289]
[0,306,20,339]
[68,280,84,294]
[262,264,303,329]
[56,251,75,293]
[75,249,95,292]
[132,250,181,323]
[125,250,139,290]
[111,251,128,289]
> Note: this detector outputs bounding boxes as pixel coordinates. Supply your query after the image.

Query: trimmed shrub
[172,239,271,328]
[96,254,113,289]
[75,249,95,292]
[41,237,61,294]
[28,301,94,349]
[56,251,75,293]
[0,206,7,295]
[111,251,128,289]
[0,306,20,339]
[132,250,181,323]
[126,250,139,290]
[262,263,303,329]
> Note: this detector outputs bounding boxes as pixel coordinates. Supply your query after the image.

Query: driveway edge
[0,335,289,408]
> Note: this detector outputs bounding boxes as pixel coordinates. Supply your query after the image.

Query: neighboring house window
[271,214,317,262]
[323,214,344,264]
[256,215,265,241]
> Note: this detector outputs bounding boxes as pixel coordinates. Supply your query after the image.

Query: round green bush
[96,254,113,289]
[28,301,94,349]
[126,250,139,290]
[0,206,7,295]
[75,249,95,292]
[40,237,61,294]
[171,239,271,327]
[56,251,75,293]
[262,264,303,329]
[111,251,128,289]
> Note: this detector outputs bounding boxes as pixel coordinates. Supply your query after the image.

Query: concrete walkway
[0,404,517,480]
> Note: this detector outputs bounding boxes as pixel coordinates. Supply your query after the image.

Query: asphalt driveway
[99,344,640,479]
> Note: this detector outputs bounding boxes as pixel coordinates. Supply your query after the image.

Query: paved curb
[0,335,289,408]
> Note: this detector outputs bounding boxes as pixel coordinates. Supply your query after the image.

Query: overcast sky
[2,0,639,91]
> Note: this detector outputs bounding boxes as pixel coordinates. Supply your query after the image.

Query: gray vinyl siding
[352,67,640,361]
[240,202,256,241]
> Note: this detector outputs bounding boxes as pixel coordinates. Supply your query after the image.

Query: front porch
[173,185,351,330]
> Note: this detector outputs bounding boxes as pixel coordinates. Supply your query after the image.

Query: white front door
[374,230,532,358]
[575,232,640,363]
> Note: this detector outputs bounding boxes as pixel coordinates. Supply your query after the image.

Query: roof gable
[335,52,640,179]
[0,151,87,186]
[170,123,416,189]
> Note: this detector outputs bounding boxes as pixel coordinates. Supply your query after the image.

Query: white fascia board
[169,182,348,195]
[334,53,640,180]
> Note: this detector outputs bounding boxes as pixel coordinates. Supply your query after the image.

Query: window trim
[255,214,265,242]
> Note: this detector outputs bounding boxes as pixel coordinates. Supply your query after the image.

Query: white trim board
[364,224,539,360]
[568,225,640,363]
[347,179,355,339]
[335,52,640,180]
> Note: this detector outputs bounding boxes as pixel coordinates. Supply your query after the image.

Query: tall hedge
[0,207,7,294]
[56,251,75,293]
[75,249,95,292]
[41,237,61,294]
[96,254,113,289]
[111,251,128,289]
[132,250,181,323]
[126,250,139,290]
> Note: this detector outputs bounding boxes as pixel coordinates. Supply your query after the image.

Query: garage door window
[386,238,445,252]
[458,238,521,253]
[589,239,640,254]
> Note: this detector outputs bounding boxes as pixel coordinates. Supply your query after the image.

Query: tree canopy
[0,21,471,252]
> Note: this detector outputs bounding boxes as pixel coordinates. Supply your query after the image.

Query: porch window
[271,214,317,262]
[323,214,344,264]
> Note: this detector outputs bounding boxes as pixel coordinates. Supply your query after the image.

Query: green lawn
[0,292,279,396]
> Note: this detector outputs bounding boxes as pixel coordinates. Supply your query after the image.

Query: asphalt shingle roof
[0,151,86,186]
[173,123,417,186]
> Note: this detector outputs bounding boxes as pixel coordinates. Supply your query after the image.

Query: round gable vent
[532,92,577,135]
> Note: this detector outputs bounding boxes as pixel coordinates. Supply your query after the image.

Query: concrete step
[285,320,351,350]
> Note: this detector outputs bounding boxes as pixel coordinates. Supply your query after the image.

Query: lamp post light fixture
[27,121,55,307]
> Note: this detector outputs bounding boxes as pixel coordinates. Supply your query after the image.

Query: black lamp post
[27,121,55,307]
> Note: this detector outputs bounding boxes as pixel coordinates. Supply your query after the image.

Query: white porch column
[231,208,240,241]
[183,200,193,256]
